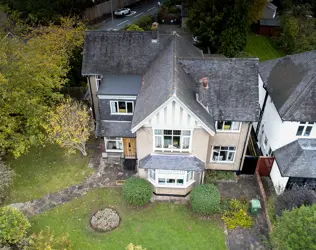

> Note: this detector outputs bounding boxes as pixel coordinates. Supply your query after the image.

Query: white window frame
[104,137,123,152]
[148,169,195,188]
[110,101,134,115]
[153,129,192,153]
[95,76,102,91]
[210,146,236,163]
[215,121,241,132]
[296,122,314,137]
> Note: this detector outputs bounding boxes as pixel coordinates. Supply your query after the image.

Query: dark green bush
[271,205,316,250]
[0,206,31,245]
[190,184,221,215]
[122,177,152,206]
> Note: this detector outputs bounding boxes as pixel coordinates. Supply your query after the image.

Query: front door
[123,138,136,158]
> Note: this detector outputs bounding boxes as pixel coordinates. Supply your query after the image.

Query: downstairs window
[148,169,195,187]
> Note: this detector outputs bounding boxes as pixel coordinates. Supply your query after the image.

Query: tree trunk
[80,142,87,156]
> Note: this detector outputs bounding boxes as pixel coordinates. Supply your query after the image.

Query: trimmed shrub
[122,177,152,206]
[26,227,73,250]
[271,205,316,250]
[222,199,254,229]
[276,185,316,216]
[0,206,30,245]
[190,184,221,215]
[204,170,236,184]
[0,158,15,204]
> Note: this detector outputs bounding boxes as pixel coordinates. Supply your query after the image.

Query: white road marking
[117,20,129,26]
[133,12,143,18]
[126,11,136,16]
[147,7,155,11]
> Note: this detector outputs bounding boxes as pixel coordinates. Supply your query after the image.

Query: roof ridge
[172,34,178,96]
[179,57,259,62]
[281,55,316,118]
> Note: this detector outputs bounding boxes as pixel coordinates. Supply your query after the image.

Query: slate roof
[274,139,316,178]
[82,30,172,75]
[139,154,205,172]
[180,58,260,122]
[97,75,142,95]
[259,51,316,122]
[259,19,280,27]
[266,2,277,11]
[96,121,135,137]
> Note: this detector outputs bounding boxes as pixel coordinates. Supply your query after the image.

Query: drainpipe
[87,77,96,121]
[238,122,251,172]
[255,88,269,137]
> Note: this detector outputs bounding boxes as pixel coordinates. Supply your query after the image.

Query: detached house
[82,28,259,196]
[256,51,316,194]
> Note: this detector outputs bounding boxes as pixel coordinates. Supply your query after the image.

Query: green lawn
[31,188,227,250]
[245,33,285,61]
[6,144,94,204]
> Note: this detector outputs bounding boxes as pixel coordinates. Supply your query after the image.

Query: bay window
[154,129,191,152]
[211,146,236,163]
[216,121,241,132]
[105,137,123,152]
[110,101,134,114]
[148,169,195,187]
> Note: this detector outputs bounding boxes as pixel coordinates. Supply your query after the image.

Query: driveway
[98,0,163,30]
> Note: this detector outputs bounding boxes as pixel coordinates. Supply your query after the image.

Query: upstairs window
[296,122,313,137]
[110,101,134,115]
[216,121,241,132]
[211,146,236,163]
[95,76,102,91]
[154,129,191,152]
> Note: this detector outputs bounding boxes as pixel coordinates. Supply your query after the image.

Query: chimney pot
[202,77,208,88]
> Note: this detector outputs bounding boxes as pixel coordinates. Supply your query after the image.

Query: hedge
[190,184,221,215]
[122,177,152,206]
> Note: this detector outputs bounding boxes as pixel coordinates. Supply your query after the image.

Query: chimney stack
[151,22,159,43]
[198,77,209,108]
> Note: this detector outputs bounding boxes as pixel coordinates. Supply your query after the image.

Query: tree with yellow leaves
[45,98,93,156]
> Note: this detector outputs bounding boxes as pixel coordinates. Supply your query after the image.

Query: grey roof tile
[259,19,280,27]
[274,139,316,178]
[82,30,172,75]
[259,51,316,122]
[180,58,260,122]
[97,121,135,137]
[97,75,142,95]
[139,154,205,171]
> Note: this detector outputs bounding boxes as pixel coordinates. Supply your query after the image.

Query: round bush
[122,177,152,206]
[190,184,221,215]
[0,206,31,245]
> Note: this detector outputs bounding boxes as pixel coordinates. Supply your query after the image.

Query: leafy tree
[127,24,144,31]
[187,0,250,56]
[26,227,73,250]
[271,205,316,250]
[44,98,93,156]
[0,18,85,157]
[218,0,250,57]
[279,4,316,53]
[248,0,268,23]
[0,156,15,204]
[0,206,31,245]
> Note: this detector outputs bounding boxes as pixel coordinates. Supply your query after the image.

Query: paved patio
[217,176,271,250]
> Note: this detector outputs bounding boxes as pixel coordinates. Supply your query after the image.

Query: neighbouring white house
[81,27,260,196]
[256,51,316,194]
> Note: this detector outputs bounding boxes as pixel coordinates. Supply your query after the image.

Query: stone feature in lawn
[90,208,120,232]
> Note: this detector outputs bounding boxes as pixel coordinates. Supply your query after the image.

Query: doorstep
[151,193,190,204]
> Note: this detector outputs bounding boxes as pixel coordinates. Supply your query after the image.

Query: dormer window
[216,121,241,132]
[110,101,134,115]
[296,122,313,136]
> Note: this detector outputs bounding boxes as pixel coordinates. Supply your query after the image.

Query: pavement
[98,0,161,30]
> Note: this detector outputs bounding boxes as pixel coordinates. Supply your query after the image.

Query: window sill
[148,179,195,188]
[210,161,235,164]
[110,113,133,116]
[154,149,191,153]
[106,150,123,153]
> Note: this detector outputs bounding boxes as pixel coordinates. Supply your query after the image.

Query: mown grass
[30,188,227,250]
[6,144,94,204]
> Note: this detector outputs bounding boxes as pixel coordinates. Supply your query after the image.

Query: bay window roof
[139,154,204,172]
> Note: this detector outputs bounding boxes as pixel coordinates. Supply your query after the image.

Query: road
[98,0,160,30]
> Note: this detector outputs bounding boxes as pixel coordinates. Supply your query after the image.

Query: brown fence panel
[257,156,274,176]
